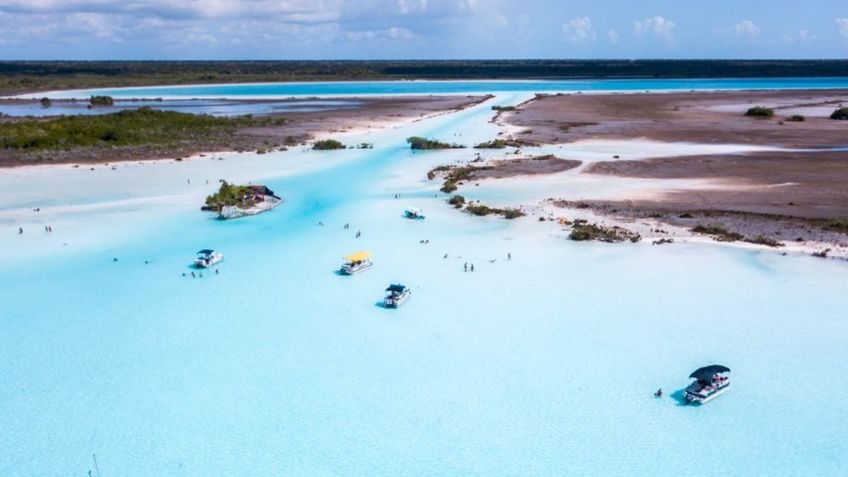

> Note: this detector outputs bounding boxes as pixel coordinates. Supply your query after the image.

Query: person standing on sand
[18,227,23,234]
[470,264,475,272]
[508,253,511,260]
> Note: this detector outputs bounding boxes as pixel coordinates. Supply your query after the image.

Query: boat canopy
[197,249,215,255]
[344,251,371,262]
[689,365,730,381]
[405,207,422,214]
[386,284,407,293]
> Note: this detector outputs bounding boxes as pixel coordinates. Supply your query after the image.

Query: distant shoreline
[3,59,848,96]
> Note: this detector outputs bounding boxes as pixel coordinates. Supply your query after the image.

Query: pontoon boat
[683,365,731,404]
[384,284,411,308]
[340,251,372,275]
[194,249,223,268]
[404,207,425,220]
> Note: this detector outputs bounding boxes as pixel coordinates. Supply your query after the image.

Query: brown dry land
[0,95,487,167]
[585,151,848,218]
[471,155,582,180]
[504,89,848,148]
[501,90,848,243]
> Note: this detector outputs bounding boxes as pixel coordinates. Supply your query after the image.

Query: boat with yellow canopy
[340,251,373,275]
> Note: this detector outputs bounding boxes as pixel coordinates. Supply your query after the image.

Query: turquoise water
[1,86,848,476]
[39,77,848,99]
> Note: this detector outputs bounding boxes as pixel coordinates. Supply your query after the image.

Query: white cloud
[607,29,619,44]
[397,0,427,15]
[732,20,761,37]
[387,26,414,39]
[634,16,675,41]
[345,25,414,42]
[838,18,848,40]
[562,17,595,43]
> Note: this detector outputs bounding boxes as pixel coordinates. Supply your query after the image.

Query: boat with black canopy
[194,249,223,268]
[383,284,411,308]
[683,364,731,404]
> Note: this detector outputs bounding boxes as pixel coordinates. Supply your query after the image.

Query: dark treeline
[2,60,848,95]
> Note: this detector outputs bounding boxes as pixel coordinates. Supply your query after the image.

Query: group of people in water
[182,269,219,278]
[16,225,54,234]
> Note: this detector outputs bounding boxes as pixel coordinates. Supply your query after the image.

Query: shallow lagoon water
[1,86,847,476]
[28,77,848,99]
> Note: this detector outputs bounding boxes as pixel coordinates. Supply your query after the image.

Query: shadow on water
[670,389,692,407]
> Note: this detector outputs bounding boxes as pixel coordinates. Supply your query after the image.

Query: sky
[0,0,847,60]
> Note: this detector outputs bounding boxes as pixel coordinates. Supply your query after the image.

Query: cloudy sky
[1,0,847,59]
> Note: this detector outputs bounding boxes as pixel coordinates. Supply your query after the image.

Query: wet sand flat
[503,89,848,148]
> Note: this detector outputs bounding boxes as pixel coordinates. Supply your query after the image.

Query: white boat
[384,284,411,308]
[194,249,223,268]
[683,365,731,404]
[340,251,372,275]
[404,207,425,220]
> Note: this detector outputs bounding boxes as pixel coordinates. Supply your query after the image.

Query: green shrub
[569,223,639,243]
[492,105,516,112]
[501,208,525,219]
[475,139,508,149]
[745,235,784,247]
[823,218,848,233]
[464,203,524,219]
[744,107,774,118]
[0,108,260,151]
[691,224,744,242]
[312,139,345,150]
[447,195,466,208]
[465,204,494,216]
[407,136,464,150]
[89,95,114,107]
[785,114,805,122]
[830,108,848,120]
[440,181,458,193]
[427,165,453,180]
[39,97,52,108]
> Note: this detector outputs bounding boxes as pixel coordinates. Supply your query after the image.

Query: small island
[202,181,282,219]
[407,136,465,150]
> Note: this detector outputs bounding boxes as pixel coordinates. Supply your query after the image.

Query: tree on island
[40,97,52,108]
[204,181,256,211]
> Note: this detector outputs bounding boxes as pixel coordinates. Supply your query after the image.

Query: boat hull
[340,262,373,275]
[384,290,411,308]
[684,383,730,404]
